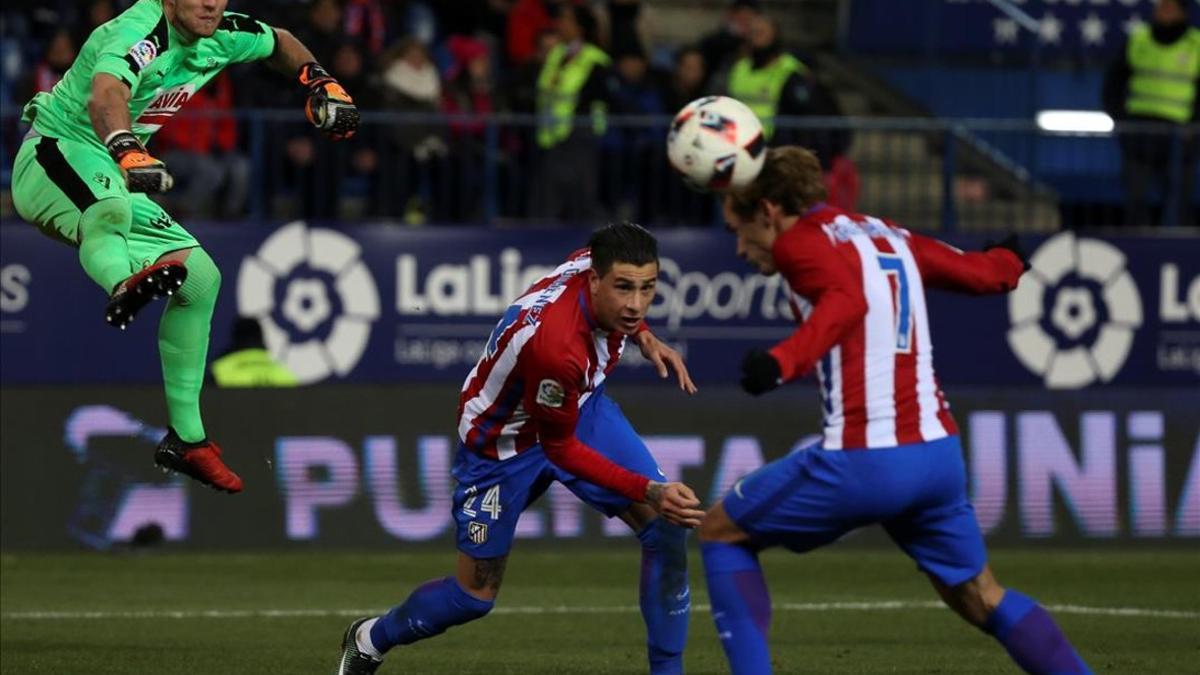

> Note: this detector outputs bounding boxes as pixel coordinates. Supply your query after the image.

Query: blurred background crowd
[1,0,1197,229]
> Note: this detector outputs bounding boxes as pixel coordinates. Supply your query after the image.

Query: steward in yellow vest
[531,4,612,222]
[1102,0,1198,226]
[209,318,298,388]
[726,17,850,171]
[536,8,611,149]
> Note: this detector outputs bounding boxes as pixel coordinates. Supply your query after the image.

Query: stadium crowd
[1,0,852,225]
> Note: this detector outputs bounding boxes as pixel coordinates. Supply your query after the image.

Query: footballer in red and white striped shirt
[347,223,703,675]
[700,146,1090,675]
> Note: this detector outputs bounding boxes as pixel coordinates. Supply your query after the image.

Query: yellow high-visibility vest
[536,42,611,148]
[1126,25,1200,124]
[211,349,299,388]
[728,53,809,139]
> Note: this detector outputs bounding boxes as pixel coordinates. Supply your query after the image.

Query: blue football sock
[368,576,493,654]
[701,541,772,675]
[637,519,691,675]
[985,590,1092,675]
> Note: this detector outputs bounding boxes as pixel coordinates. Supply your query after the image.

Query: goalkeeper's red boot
[154,428,244,493]
[105,261,187,330]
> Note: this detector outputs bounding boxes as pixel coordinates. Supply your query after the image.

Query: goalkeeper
[10,0,359,493]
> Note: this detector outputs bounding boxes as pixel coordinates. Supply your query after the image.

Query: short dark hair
[571,4,599,44]
[588,222,658,276]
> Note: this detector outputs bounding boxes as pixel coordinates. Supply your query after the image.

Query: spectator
[281,40,382,220]
[380,38,449,223]
[442,35,502,221]
[607,0,646,64]
[274,0,349,219]
[71,0,116,48]
[21,28,75,101]
[381,38,445,148]
[665,45,706,113]
[697,0,759,92]
[443,35,498,139]
[509,28,560,115]
[296,0,346,66]
[728,16,858,210]
[332,41,385,216]
[506,28,560,219]
[531,3,612,223]
[435,0,512,43]
[608,47,670,222]
[1103,0,1199,227]
[507,0,568,66]
[662,46,718,225]
[154,73,251,219]
[342,0,390,56]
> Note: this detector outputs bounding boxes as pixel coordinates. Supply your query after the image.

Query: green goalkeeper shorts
[11,132,200,272]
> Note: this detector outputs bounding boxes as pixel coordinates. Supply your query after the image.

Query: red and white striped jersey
[769,205,1024,451]
[457,249,628,461]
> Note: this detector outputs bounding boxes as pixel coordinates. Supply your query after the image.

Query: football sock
[637,519,690,675]
[78,198,133,293]
[355,618,382,659]
[985,589,1092,675]
[368,576,493,653]
[159,248,219,443]
[701,541,772,675]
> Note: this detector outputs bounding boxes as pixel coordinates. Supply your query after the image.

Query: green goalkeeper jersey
[21,0,276,149]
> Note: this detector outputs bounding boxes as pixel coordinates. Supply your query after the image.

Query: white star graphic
[1079,13,1107,45]
[1122,14,1145,36]
[993,17,1020,44]
[1040,13,1064,44]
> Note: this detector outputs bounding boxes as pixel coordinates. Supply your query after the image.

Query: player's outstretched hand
[646,481,704,528]
[106,131,174,193]
[740,349,782,396]
[983,233,1031,272]
[299,62,359,141]
[635,331,697,394]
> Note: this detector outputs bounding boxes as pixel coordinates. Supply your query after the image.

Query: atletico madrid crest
[468,521,488,545]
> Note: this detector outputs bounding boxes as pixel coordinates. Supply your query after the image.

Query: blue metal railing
[1,108,1196,230]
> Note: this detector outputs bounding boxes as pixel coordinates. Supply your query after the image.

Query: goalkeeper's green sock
[158,247,220,443]
[78,198,135,292]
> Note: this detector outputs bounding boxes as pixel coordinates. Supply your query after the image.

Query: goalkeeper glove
[983,233,1031,272]
[105,131,174,193]
[741,349,783,396]
[298,62,359,141]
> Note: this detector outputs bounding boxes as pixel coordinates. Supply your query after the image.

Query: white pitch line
[2,601,1196,621]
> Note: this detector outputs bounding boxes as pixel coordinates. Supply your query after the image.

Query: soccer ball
[666,96,766,193]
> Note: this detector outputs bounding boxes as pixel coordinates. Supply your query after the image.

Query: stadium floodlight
[1036,110,1115,134]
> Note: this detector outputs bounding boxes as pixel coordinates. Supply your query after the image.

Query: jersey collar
[577,287,605,335]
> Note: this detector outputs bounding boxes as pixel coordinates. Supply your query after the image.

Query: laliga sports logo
[1008,232,1142,389]
[237,221,380,384]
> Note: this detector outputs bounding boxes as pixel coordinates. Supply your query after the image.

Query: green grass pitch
[2,548,1197,674]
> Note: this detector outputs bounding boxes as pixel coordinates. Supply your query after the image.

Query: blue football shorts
[451,389,666,559]
[722,434,987,587]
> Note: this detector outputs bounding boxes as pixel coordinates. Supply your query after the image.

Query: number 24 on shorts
[462,485,503,520]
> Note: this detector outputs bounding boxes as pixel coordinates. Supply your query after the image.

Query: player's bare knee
[940,571,1004,627]
[456,554,507,602]
[698,502,746,544]
[620,502,659,533]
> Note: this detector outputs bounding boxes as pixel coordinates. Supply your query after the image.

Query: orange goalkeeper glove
[105,130,174,193]
[298,62,359,141]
